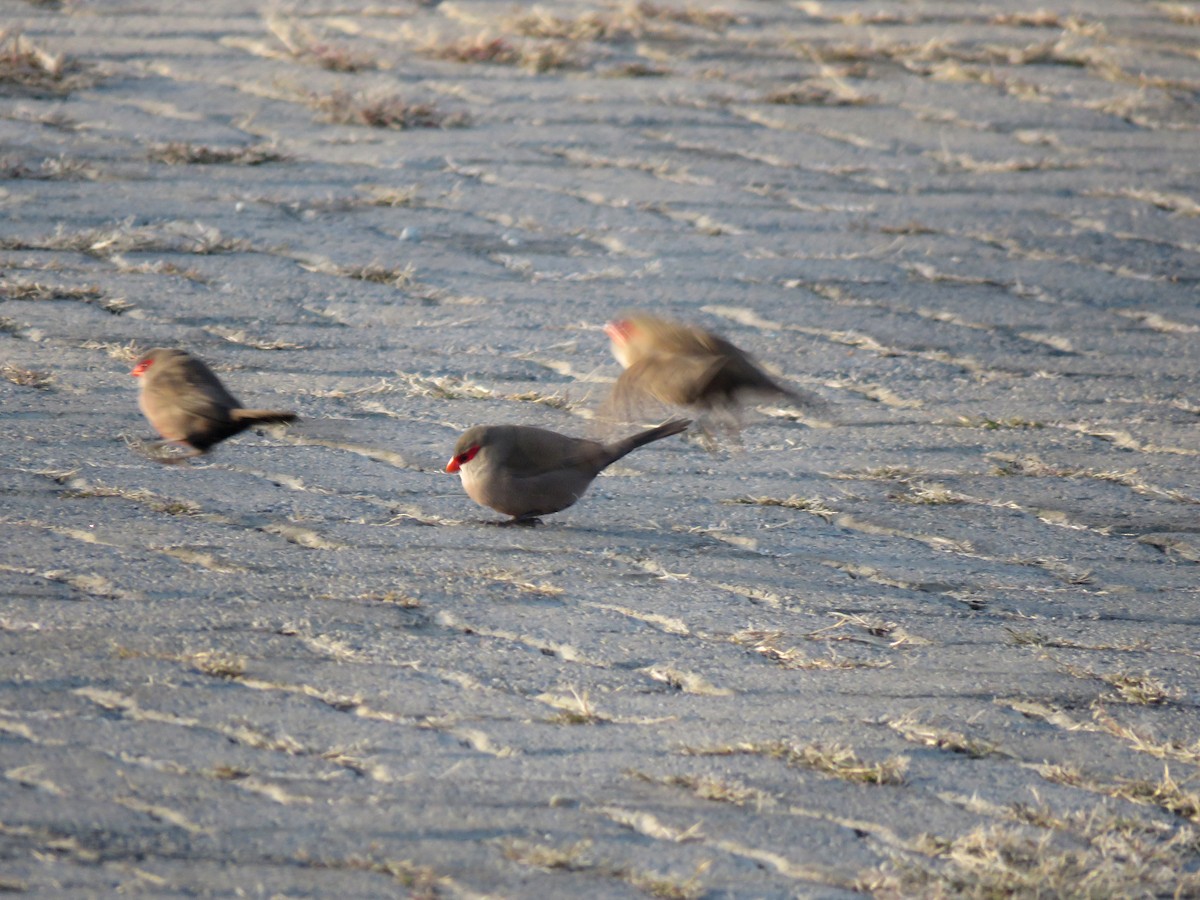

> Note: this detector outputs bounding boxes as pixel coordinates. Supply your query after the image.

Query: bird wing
[147,357,242,424]
[505,428,607,478]
[604,353,726,417]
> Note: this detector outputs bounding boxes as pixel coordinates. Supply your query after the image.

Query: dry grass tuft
[761,79,875,106]
[807,613,928,649]
[869,795,1200,896]
[637,2,740,31]
[0,219,250,257]
[148,142,288,165]
[62,481,202,516]
[80,339,140,361]
[991,10,1071,27]
[1,363,52,389]
[1,154,98,180]
[0,30,97,95]
[683,739,907,785]
[955,415,1045,430]
[310,90,467,129]
[724,494,838,520]
[730,629,892,670]
[358,185,422,207]
[506,2,738,42]
[1115,768,1200,822]
[887,715,1003,759]
[887,482,972,505]
[1158,3,1200,25]
[537,687,606,725]
[793,742,909,784]
[1089,187,1200,217]
[186,650,247,679]
[498,838,593,871]
[601,61,669,77]
[266,17,379,72]
[424,32,583,73]
[0,280,102,301]
[630,769,772,808]
[623,863,710,900]
[498,837,709,898]
[317,261,417,289]
[507,8,636,41]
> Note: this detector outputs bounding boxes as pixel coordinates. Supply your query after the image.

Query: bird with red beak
[602,312,827,431]
[446,419,690,523]
[130,348,297,461]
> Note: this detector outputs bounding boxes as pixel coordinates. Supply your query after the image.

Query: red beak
[604,320,632,344]
[445,457,461,473]
[130,360,150,377]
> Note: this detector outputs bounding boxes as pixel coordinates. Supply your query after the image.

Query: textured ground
[1,0,1199,896]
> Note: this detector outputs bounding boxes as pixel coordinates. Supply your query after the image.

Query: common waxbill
[130,347,297,460]
[446,419,690,522]
[602,312,827,424]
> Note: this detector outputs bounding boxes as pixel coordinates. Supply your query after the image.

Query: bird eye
[445,445,480,473]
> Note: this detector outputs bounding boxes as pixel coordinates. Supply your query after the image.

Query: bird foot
[495,516,544,527]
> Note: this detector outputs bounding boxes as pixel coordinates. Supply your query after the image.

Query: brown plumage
[130,348,296,461]
[602,312,827,426]
[446,419,690,522]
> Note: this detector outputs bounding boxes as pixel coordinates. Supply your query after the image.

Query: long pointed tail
[605,418,690,464]
[230,409,298,426]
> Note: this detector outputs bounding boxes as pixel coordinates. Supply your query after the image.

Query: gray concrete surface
[1,0,1199,895]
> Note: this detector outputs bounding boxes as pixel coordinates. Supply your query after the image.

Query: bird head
[446,427,488,473]
[131,348,189,378]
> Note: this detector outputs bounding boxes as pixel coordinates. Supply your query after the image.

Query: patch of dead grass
[1,363,52,389]
[760,78,875,106]
[1057,662,1182,705]
[629,768,773,808]
[62,481,202,516]
[498,838,593,871]
[683,739,907,785]
[1158,3,1200,25]
[310,90,467,129]
[1115,768,1200,822]
[886,714,1004,759]
[423,32,584,73]
[301,259,417,289]
[723,494,838,520]
[0,219,251,257]
[498,836,709,899]
[806,613,928,650]
[506,2,738,42]
[266,16,380,72]
[1088,187,1200,217]
[601,61,669,77]
[0,154,98,180]
[0,280,102,301]
[148,142,288,165]
[538,687,606,725]
[357,185,422,207]
[186,650,247,679]
[0,30,97,95]
[865,817,1199,898]
[729,629,892,670]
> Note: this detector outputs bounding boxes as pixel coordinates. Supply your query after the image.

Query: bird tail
[230,409,298,426]
[607,418,690,463]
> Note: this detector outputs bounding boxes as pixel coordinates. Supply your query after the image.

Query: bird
[445,419,690,523]
[130,347,297,461]
[602,312,828,436]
